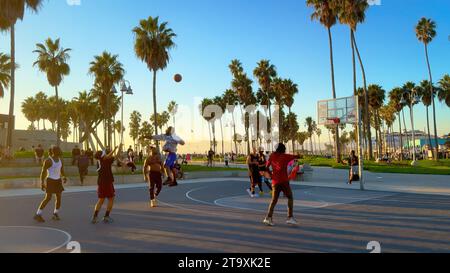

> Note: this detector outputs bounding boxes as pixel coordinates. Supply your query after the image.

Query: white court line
[185,186,330,214]
[0,226,72,253]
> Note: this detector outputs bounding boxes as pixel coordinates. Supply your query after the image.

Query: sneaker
[286,217,298,225]
[34,214,45,223]
[259,191,264,197]
[246,189,255,198]
[263,217,274,226]
[150,199,158,208]
[52,213,61,221]
[91,216,99,224]
[103,216,114,223]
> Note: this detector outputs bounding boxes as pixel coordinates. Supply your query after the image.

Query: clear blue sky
[0,0,449,146]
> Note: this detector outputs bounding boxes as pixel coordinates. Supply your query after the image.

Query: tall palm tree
[417,80,434,149]
[33,38,71,146]
[222,89,239,154]
[416,17,438,159]
[229,60,256,154]
[0,52,12,98]
[253,60,277,139]
[133,16,176,144]
[129,111,142,151]
[389,87,404,160]
[336,0,372,159]
[282,79,299,150]
[88,51,124,147]
[0,0,43,148]
[368,84,386,157]
[200,98,215,152]
[213,95,227,157]
[438,74,450,107]
[167,100,178,127]
[305,117,314,154]
[307,0,341,162]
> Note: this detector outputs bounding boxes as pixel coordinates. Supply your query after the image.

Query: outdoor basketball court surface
[1,178,449,253]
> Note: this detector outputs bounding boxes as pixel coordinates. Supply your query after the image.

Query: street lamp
[400,87,420,166]
[116,80,133,148]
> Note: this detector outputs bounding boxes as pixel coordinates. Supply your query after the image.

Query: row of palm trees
[200,59,300,156]
[306,0,444,161]
[0,3,176,150]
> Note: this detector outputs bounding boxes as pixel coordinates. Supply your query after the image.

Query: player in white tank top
[34,146,67,223]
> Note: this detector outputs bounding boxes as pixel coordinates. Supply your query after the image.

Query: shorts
[165,152,177,169]
[98,183,115,199]
[46,178,65,194]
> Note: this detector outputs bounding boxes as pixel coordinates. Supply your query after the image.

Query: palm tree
[213,96,227,157]
[129,111,142,151]
[305,117,314,154]
[73,91,99,149]
[34,91,47,130]
[133,16,176,144]
[417,80,435,149]
[336,0,372,159]
[368,84,386,157]
[167,100,178,127]
[21,96,38,128]
[0,0,43,148]
[229,61,256,154]
[88,51,124,147]
[389,88,404,160]
[438,74,450,107]
[200,98,215,152]
[307,0,341,162]
[0,52,12,98]
[253,60,277,140]
[316,127,323,155]
[222,89,239,154]
[416,17,438,160]
[33,38,71,146]
[282,79,299,151]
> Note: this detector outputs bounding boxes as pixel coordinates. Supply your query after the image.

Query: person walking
[263,143,300,227]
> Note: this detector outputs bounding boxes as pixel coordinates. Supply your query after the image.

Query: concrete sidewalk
[296,167,450,196]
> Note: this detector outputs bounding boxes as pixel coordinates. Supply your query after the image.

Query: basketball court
[0,178,449,253]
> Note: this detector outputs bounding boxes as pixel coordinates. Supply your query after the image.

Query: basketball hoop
[327,118,341,125]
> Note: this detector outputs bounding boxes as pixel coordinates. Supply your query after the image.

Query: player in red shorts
[263,143,300,227]
[91,144,121,224]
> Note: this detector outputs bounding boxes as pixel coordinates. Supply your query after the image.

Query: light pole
[400,87,420,166]
[114,80,133,149]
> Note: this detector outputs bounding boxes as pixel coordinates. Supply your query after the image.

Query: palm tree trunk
[398,113,403,161]
[328,27,341,163]
[6,24,16,149]
[402,109,410,152]
[55,85,61,146]
[352,31,372,160]
[425,106,432,156]
[232,111,238,155]
[220,118,224,157]
[152,70,159,147]
[424,44,439,160]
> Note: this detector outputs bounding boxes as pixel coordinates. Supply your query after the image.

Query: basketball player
[34,146,67,223]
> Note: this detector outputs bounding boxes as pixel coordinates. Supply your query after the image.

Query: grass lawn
[302,156,450,175]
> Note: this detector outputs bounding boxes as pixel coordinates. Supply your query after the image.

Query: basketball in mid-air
[174,74,182,83]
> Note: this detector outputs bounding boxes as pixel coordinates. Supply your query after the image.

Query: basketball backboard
[318,96,357,126]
